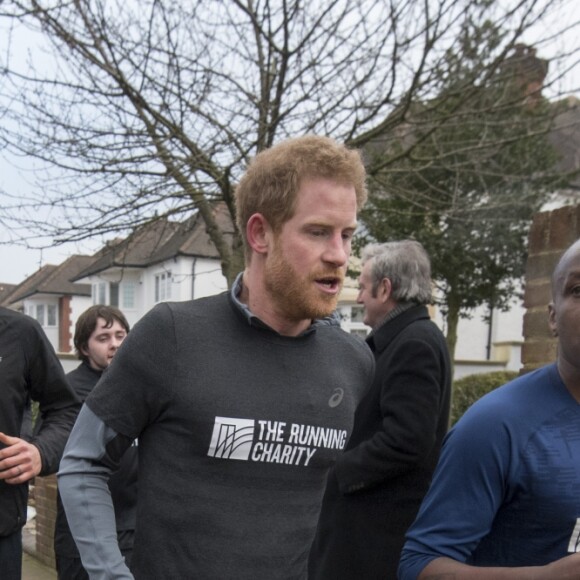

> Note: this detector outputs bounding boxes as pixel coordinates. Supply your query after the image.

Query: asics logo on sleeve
[328,388,344,408]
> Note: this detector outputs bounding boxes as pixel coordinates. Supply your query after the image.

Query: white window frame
[121,281,136,309]
[32,303,58,327]
[155,271,172,303]
[93,282,107,305]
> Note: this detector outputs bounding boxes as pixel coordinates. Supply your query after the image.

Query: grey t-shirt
[60,292,373,579]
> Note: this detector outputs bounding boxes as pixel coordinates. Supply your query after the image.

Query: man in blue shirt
[399,238,580,579]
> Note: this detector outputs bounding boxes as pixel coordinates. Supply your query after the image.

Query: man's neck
[557,357,580,403]
[239,269,311,337]
[372,301,415,332]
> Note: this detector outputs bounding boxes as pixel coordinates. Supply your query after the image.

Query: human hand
[0,432,42,484]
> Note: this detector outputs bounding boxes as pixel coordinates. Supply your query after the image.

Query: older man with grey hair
[309,240,452,580]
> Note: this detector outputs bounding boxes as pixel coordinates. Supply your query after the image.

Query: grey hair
[361,240,432,304]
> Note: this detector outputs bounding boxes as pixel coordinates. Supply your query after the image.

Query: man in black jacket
[54,304,137,579]
[309,240,452,580]
[0,306,79,580]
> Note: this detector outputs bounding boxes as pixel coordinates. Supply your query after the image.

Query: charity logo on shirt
[207,416,347,466]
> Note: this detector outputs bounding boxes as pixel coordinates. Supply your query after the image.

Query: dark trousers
[56,555,88,580]
[0,530,23,580]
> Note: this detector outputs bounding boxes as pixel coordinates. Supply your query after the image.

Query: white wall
[22,295,60,352]
[159,256,228,302]
[192,258,228,299]
[432,293,524,363]
[83,270,144,328]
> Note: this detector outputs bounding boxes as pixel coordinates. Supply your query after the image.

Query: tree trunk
[222,241,246,288]
[445,294,461,367]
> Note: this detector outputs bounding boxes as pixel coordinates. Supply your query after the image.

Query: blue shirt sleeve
[398,400,513,580]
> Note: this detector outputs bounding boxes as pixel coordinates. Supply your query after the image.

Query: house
[1,205,233,355]
[1,255,93,353]
[71,204,232,328]
[1,213,527,379]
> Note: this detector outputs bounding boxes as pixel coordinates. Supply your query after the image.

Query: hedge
[450,371,518,426]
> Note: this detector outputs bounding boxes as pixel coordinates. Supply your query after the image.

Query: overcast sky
[0,0,579,286]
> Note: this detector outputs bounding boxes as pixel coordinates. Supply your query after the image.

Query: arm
[418,553,580,579]
[0,432,43,484]
[27,317,80,475]
[58,405,134,580]
[397,411,509,579]
[0,317,79,483]
[335,337,446,492]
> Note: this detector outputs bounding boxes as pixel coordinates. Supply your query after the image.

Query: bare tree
[0,0,578,285]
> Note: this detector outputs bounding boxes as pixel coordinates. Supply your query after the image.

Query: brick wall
[58,295,72,353]
[34,475,57,568]
[522,204,580,372]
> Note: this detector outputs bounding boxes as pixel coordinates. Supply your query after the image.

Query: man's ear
[379,278,392,303]
[246,213,272,255]
[548,302,558,337]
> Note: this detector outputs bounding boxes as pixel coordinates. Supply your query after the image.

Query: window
[122,282,136,309]
[155,271,172,302]
[47,304,57,327]
[92,281,136,309]
[110,283,119,307]
[93,282,107,305]
[31,303,57,327]
[35,304,44,325]
[339,305,369,339]
[350,305,365,323]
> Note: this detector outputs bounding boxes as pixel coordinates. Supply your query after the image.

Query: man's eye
[572,285,580,297]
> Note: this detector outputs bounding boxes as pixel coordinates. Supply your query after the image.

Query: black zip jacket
[0,307,79,537]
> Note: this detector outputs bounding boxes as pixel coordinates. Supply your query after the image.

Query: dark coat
[0,307,79,537]
[309,305,452,580]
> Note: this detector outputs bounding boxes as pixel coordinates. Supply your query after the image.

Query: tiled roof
[7,255,92,304]
[0,283,17,306]
[73,203,234,280]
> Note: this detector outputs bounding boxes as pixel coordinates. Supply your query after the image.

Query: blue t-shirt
[399,364,580,579]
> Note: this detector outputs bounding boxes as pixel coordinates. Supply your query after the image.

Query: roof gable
[8,255,92,303]
[74,204,234,280]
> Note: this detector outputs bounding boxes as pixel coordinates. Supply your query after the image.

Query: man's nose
[323,234,349,266]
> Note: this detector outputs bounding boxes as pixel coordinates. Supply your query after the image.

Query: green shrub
[450,371,518,426]
[31,401,40,428]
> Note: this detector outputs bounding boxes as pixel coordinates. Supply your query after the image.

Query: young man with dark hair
[55,305,134,580]
[58,135,374,579]
[0,307,79,580]
[73,305,130,372]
